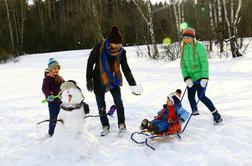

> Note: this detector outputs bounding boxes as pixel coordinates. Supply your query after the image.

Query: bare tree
[171,0,184,41]
[132,0,159,58]
[223,0,242,57]
[46,0,52,23]
[20,0,26,51]
[4,0,15,51]
[217,0,224,53]
[38,0,45,39]
[147,0,159,58]
[89,0,104,41]
[12,1,20,48]
[172,0,179,41]
[208,0,215,37]
[11,0,27,54]
[171,0,180,41]
[161,42,180,61]
[208,0,225,54]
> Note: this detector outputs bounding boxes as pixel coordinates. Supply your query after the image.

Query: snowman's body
[55,81,86,136]
[40,81,98,159]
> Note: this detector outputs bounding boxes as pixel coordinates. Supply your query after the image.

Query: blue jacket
[176,106,190,122]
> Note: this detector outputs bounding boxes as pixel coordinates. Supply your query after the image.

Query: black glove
[86,79,94,92]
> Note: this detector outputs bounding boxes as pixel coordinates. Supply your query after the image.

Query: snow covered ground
[1,45,252,166]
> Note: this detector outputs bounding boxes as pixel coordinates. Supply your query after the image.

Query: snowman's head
[60,80,84,107]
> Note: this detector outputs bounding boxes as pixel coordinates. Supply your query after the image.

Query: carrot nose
[68,95,72,103]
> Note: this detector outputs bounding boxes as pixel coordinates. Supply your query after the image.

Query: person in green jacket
[180,27,222,125]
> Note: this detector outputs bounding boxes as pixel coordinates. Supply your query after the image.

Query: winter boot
[147,122,159,135]
[101,126,109,136]
[212,110,223,125]
[118,123,126,136]
[140,119,149,130]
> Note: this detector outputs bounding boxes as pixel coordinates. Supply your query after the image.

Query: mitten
[200,79,208,88]
[185,78,193,88]
[130,84,143,96]
[47,95,54,102]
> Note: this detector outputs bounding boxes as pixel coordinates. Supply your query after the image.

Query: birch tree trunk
[232,0,242,57]
[223,0,242,58]
[177,2,181,25]
[20,0,25,51]
[171,0,184,41]
[4,0,15,51]
[208,0,215,51]
[213,0,218,27]
[180,2,185,22]
[147,0,158,58]
[217,0,224,53]
[172,0,180,41]
[38,1,45,41]
[223,0,231,38]
[46,0,52,23]
[13,4,20,48]
[132,0,159,58]
[52,0,56,23]
[132,0,148,24]
[59,0,64,39]
[208,1,215,35]
[91,0,103,41]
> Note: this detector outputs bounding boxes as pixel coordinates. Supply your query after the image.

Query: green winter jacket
[180,41,209,82]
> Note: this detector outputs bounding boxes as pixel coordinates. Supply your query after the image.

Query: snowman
[39,80,97,159]
[55,80,90,136]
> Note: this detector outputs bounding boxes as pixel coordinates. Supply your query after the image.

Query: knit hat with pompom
[48,58,60,71]
[182,27,196,38]
[108,26,123,44]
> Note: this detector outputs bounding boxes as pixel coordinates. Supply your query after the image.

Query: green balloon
[180,22,188,30]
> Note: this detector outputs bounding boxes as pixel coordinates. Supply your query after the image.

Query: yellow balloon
[163,37,172,45]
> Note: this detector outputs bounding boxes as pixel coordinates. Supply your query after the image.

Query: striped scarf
[99,39,123,92]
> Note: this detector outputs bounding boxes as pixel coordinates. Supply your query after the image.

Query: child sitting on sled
[140,89,190,135]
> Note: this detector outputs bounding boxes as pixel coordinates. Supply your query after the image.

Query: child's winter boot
[140,119,149,130]
[148,122,159,134]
